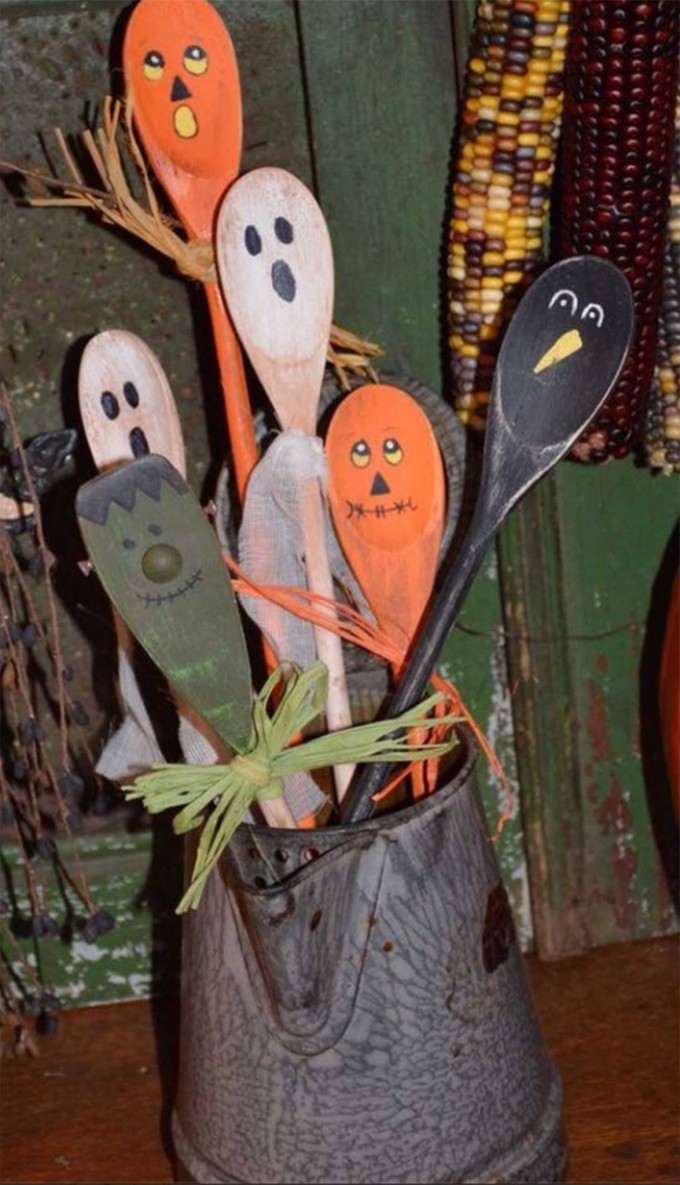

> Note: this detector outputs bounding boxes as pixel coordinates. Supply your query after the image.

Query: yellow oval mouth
[173,105,198,139]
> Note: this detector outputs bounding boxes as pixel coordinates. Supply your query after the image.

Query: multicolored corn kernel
[560,1,680,463]
[644,79,680,474]
[448,0,571,431]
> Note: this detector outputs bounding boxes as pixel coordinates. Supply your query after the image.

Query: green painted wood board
[2,825,182,1006]
[558,461,677,947]
[499,462,678,957]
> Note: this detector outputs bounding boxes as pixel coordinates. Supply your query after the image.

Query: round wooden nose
[142,543,183,584]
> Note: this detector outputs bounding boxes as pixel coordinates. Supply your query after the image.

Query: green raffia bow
[125,661,460,912]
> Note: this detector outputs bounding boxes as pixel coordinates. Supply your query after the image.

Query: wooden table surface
[1,936,678,1184]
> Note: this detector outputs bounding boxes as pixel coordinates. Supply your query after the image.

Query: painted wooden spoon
[215,166,354,804]
[123,0,257,500]
[326,382,447,798]
[79,328,190,775]
[76,454,294,828]
[341,255,635,823]
[79,328,185,476]
[326,382,446,658]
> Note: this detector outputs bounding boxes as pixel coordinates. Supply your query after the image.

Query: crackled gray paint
[174,738,564,1185]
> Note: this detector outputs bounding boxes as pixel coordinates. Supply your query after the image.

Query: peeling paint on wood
[501,461,678,956]
[1,826,182,1007]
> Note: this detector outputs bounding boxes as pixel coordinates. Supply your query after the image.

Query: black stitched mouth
[346,497,417,520]
[135,568,202,608]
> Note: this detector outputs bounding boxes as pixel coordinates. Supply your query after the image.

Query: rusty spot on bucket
[482,883,516,973]
[309,908,323,932]
[265,891,296,927]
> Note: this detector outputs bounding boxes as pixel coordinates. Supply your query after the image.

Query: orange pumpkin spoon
[326,383,446,797]
[123,0,257,502]
[326,383,446,660]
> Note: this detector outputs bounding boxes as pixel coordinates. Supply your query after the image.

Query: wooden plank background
[1,0,676,1007]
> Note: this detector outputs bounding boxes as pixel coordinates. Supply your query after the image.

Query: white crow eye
[548,288,579,316]
[581,302,604,328]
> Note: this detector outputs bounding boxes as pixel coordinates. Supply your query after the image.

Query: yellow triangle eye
[383,437,403,466]
[350,440,371,468]
[184,44,208,75]
[143,50,165,81]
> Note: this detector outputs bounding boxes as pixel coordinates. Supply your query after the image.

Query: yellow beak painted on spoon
[533,328,584,375]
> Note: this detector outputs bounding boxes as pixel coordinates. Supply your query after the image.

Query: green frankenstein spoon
[76,453,295,829]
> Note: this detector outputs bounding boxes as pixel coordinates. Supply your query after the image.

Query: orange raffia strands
[222,552,512,836]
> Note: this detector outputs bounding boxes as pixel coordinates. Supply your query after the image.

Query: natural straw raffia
[224,551,513,836]
[128,660,460,912]
[0,97,382,385]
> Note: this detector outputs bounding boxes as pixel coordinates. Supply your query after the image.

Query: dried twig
[2,98,384,382]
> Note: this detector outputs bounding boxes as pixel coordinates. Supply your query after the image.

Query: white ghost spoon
[79,329,189,776]
[215,167,355,804]
[79,330,295,827]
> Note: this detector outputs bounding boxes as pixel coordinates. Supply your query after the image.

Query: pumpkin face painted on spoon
[327,384,444,552]
[124,0,241,228]
[326,384,446,651]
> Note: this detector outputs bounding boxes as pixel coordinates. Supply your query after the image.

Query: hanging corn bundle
[449,0,571,431]
[644,76,680,474]
[559,1,680,463]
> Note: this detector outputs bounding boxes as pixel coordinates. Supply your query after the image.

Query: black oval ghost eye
[383,437,403,466]
[245,225,262,256]
[129,427,149,458]
[351,440,371,468]
[123,381,139,409]
[143,50,165,81]
[101,391,120,420]
[274,216,294,245]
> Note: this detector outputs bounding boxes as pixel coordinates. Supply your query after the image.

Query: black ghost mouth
[135,567,203,607]
[271,259,296,303]
[129,427,150,458]
[346,498,417,520]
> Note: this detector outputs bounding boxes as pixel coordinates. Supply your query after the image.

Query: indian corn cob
[449,0,571,431]
[559,1,680,463]
[644,77,680,474]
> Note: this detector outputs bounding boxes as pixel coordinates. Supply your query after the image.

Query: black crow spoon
[341,255,634,823]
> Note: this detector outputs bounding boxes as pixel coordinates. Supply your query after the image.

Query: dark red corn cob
[644,77,680,474]
[559,1,680,463]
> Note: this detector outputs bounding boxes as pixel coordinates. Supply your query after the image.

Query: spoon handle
[299,475,355,802]
[341,513,493,823]
[205,282,259,502]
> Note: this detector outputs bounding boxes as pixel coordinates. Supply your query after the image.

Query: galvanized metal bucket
[172,730,565,1184]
